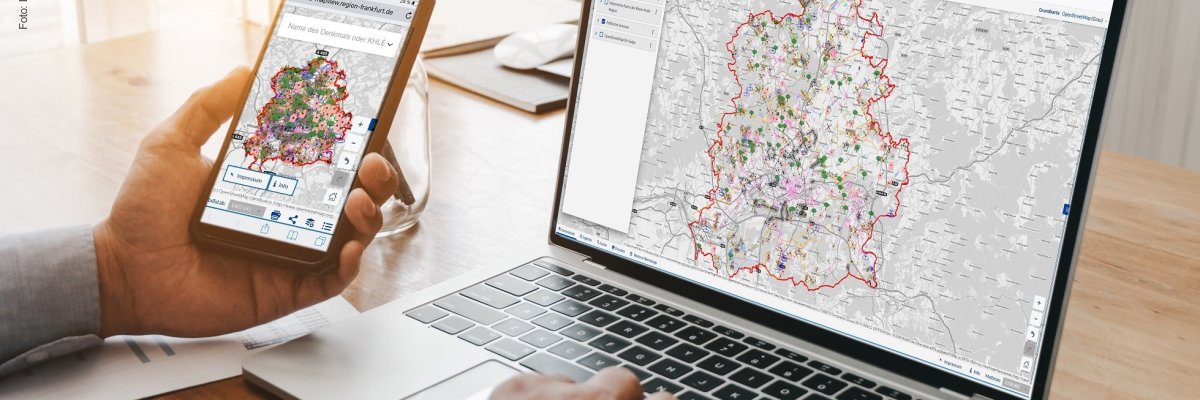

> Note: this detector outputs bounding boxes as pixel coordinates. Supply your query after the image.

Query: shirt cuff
[0,225,102,379]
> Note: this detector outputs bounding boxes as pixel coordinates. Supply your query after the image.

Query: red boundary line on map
[687,1,912,292]
[246,58,353,171]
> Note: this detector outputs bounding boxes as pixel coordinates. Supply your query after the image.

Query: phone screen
[199,0,420,251]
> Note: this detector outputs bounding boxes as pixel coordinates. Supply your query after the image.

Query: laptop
[244,0,1128,399]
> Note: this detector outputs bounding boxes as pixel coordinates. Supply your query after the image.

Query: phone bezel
[189,0,435,274]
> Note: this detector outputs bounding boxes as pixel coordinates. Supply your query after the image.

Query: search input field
[278,13,406,58]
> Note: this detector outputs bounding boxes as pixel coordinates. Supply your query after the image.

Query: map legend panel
[561,0,666,232]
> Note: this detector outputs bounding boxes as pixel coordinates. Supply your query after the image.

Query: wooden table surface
[1,22,1197,400]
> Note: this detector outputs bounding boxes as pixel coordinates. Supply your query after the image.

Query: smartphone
[190,0,434,273]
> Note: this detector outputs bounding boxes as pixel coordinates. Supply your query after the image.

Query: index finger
[159,67,252,148]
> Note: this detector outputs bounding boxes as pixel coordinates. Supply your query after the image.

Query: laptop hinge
[582,259,608,270]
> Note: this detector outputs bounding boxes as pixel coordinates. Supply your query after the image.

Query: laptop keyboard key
[578,352,621,371]
[807,360,842,376]
[713,325,746,339]
[563,285,602,301]
[698,355,741,376]
[511,264,551,281]
[405,305,448,324]
[561,323,603,342]
[666,343,710,363]
[648,358,693,379]
[551,299,592,317]
[487,274,539,297]
[644,378,684,395]
[532,312,572,331]
[775,348,809,362]
[801,374,847,396]
[615,304,657,321]
[676,392,706,400]
[730,367,773,388]
[653,304,686,317]
[521,353,593,383]
[637,331,679,351]
[836,387,881,400]
[705,337,750,358]
[675,326,718,345]
[714,384,758,400]
[762,380,807,400]
[458,326,501,346]
[578,310,619,327]
[646,315,686,333]
[536,275,575,291]
[434,295,506,325]
[842,373,876,389]
[486,338,536,361]
[572,274,602,286]
[769,360,814,382]
[432,316,474,335]
[461,285,520,309]
[743,336,776,351]
[626,294,657,306]
[588,334,632,353]
[681,371,725,392]
[505,302,546,320]
[597,284,628,296]
[682,315,715,328]
[520,329,564,348]
[873,386,912,400]
[617,345,662,366]
[549,340,592,360]
[532,259,575,276]
[607,320,649,338]
[525,290,565,307]
[737,349,781,369]
[589,294,631,311]
[494,318,536,336]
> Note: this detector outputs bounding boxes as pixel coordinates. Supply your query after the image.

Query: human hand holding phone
[93,68,398,338]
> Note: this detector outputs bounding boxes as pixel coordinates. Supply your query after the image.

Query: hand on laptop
[93,67,398,338]
[490,367,676,400]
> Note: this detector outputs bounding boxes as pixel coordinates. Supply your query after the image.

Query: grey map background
[213,4,404,218]
[560,0,1106,384]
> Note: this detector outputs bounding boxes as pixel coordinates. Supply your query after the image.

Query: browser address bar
[277,13,406,58]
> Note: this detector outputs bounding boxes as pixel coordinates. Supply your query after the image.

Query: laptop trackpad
[403,360,520,400]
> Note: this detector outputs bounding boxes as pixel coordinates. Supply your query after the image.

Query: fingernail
[376,155,394,182]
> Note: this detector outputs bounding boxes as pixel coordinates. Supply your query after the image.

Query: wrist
[94,222,134,337]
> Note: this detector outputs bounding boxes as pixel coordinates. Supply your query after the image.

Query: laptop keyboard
[405,259,916,400]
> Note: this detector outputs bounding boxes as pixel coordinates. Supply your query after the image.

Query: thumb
[157,66,252,149]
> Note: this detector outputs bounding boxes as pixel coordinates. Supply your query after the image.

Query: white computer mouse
[493,23,578,70]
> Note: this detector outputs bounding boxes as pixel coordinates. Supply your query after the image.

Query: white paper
[0,296,359,399]
[536,58,575,79]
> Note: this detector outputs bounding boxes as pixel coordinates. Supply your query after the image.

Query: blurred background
[2,0,1199,171]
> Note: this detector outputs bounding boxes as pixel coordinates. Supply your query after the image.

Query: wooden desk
[1,23,1196,400]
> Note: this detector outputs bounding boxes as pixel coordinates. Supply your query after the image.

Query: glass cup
[376,58,431,237]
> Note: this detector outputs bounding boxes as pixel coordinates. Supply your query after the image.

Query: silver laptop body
[244,1,1129,399]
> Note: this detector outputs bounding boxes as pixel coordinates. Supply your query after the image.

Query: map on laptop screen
[556,0,1116,397]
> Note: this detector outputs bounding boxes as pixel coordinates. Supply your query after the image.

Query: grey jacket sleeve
[0,226,103,378]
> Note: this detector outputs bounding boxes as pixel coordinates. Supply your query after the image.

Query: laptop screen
[555,0,1117,397]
